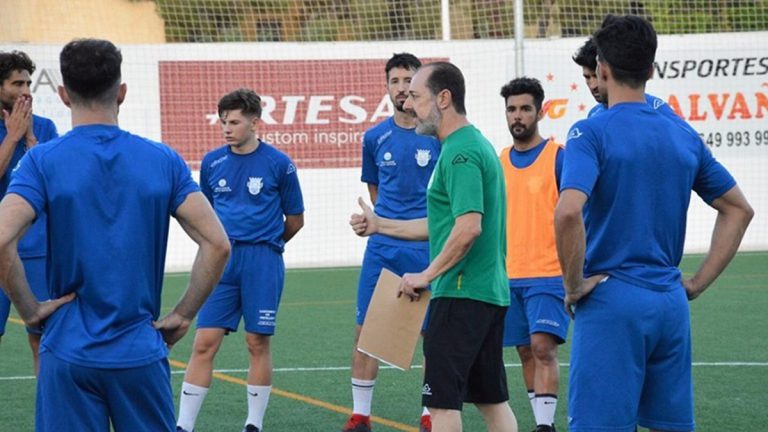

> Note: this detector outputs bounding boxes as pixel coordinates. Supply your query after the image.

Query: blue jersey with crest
[9,124,199,368]
[361,117,440,249]
[561,102,735,290]
[1,114,57,258]
[200,141,304,252]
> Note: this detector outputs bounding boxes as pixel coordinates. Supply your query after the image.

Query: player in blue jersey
[0,38,231,432]
[0,50,58,375]
[498,77,567,432]
[556,16,753,432]
[572,37,676,119]
[177,88,305,432]
[343,53,440,432]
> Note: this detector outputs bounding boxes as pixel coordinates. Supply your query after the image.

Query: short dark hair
[60,39,122,105]
[218,88,262,119]
[500,77,545,112]
[572,38,597,71]
[0,50,35,85]
[385,53,421,79]
[423,62,466,115]
[593,14,657,88]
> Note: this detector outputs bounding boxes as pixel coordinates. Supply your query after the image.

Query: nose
[21,83,31,96]
[403,96,413,110]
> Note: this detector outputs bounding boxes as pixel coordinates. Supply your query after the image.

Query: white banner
[4,32,766,271]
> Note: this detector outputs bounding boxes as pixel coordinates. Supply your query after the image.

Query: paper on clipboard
[357,268,431,371]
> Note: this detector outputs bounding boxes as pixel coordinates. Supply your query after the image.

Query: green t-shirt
[427,125,509,306]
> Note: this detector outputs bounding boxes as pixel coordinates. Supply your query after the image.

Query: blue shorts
[197,243,285,335]
[503,278,569,347]
[0,257,48,336]
[36,350,174,432]
[568,276,694,432]
[356,241,430,326]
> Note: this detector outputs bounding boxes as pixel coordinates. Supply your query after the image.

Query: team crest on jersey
[247,177,263,195]
[415,149,431,167]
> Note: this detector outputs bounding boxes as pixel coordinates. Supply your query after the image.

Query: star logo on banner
[546,73,554,82]
[570,83,578,91]
[578,104,586,112]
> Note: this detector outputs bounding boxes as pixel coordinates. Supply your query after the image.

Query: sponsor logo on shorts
[257,309,276,327]
[536,319,560,327]
[421,384,432,396]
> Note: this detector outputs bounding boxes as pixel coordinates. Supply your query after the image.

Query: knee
[191,336,221,359]
[246,334,271,357]
[516,345,534,364]
[530,339,558,364]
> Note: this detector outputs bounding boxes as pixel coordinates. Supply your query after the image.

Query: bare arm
[399,212,481,299]
[555,189,606,317]
[283,213,304,243]
[153,192,231,347]
[684,185,753,300]
[367,183,378,205]
[349,197,427,240]
[0,194,74,327]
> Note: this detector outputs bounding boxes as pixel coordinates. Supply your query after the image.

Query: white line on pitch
[3,361,767,381]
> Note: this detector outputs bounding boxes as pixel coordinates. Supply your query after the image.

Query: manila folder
[357,268,431,371]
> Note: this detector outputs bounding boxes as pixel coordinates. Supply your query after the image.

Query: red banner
[160,59,409,169]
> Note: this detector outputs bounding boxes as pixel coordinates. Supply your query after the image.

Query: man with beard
[0,50,57,375]
[343,53,440,432]
[350,61,516,432]
[498,77,567,432]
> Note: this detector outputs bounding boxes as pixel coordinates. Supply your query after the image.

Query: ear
[250,115,260,131]
[437,89,452,111]
[116,83,127,106]
[57,86,71,107]
[598,61,610,82]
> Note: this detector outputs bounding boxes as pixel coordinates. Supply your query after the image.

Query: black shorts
[421,297,509,410]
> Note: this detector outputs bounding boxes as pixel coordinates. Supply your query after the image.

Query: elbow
[554,205,581,231]
[742,203,755,225]
[213,237,232,262]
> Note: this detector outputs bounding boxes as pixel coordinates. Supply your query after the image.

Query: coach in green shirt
[350,61,517,432]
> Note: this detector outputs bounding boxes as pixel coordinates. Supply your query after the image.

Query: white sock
[534,394,557,426]
[245,385,272,429]
[351,378,375,416]
[177,382,209,431]
[422,406,430,417]
[527,390,536,418]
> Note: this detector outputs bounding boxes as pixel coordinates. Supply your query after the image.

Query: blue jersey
[508,138,564,187]
[588,93,675,119]
[562,102,735,290]
[200,141,304,252]
[9,124,199,368]
[361,117,440,249]
[0,114,57,258]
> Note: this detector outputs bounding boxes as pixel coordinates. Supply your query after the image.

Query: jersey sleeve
[560,121,600,197]
[38,118,59,142]
[555,147,564,189]
[7,151,46,217]
[279,158,305,216]
[443,147,484,217]
[692,139,736,204]
[169,150,200,214]
[360,132,378,185]
[199,158,213,204]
